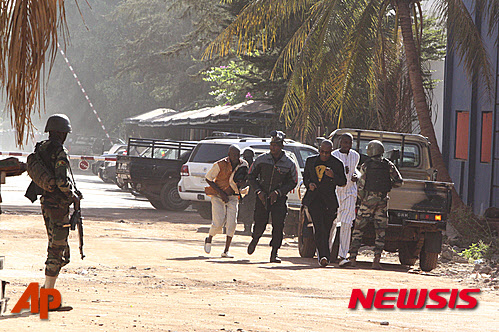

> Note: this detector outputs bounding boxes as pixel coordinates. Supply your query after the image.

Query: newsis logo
[348,289,481,309]
[11,283,62,319]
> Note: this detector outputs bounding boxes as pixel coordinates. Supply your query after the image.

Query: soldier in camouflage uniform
[38,114,81,290]
[349,140,403,269]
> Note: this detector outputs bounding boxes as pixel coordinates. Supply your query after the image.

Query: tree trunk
[396,1,464,209]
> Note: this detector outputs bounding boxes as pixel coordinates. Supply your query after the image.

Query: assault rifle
[69,208,85,259]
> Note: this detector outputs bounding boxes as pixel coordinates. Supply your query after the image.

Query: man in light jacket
[204,145,248,258]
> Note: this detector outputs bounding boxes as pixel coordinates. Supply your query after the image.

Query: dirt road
[1,204,498,332]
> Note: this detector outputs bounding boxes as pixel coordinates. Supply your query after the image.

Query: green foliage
[460,241,490,262]
[202,61,251,105]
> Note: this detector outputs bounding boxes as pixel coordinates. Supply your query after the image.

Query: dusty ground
[0,207,498,332]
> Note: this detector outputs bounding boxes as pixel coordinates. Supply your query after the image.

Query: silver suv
[178,137,317,219]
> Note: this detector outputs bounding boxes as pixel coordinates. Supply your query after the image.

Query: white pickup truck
[178,137,317,225]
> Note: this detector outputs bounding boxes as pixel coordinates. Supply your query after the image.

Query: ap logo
[11,283,61,319]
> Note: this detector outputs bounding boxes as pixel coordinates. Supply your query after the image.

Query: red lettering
[373,289,397,309]
[11,282,62,319]
[396,289,427,309]
[427,289,449,309]
[11,282,40,314]
[348,289,375,309]
[448,289,459,309]
[39,288,62,319]
[456,289,480,309]
[348,288,480,310]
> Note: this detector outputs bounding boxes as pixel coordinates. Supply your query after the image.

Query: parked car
[178,137,318,232]
[91,144,128,186]
[298,128,453,272]
[116,138,197,210]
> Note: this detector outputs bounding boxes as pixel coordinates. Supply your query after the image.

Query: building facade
[443,3,498,214]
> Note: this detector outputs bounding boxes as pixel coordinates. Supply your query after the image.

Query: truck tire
[160,181,190,211]
[196,203,212,220]
[150,199,167,210]
[116,177,129,191]
[298,207,316,258]
[398,241,418,266]
[419,246,439,272]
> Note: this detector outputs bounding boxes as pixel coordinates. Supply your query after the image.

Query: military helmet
[366,140,384,157]
[270,130,286,144]
[44,114,72,133]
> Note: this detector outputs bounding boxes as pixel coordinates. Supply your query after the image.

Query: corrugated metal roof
[123,108,177,125]
[125,100,273,127]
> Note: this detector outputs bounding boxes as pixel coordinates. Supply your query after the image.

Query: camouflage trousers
[42,205,70,277]
[349,193,388,257]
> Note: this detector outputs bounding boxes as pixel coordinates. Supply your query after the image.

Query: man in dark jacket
[247,131,298,263]
[302,139,347,267]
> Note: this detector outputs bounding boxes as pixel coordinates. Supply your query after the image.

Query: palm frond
[0,0,69,145]
[203,0,315,59]
[434,0,494,94]
[277,0,343,139]
[474,0,499,43]
[270,1,326,79]
[321,0,381,127]
[486,0,499,44]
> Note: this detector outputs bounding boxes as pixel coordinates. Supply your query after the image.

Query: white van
[178,137,317,220]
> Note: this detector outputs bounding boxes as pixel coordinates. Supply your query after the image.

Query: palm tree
[0,0,69,145]
[205,0,498,207]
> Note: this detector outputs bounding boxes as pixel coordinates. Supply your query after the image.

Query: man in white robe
[330,133,360,266]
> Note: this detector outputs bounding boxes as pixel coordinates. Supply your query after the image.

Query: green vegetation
[460,241,491,262]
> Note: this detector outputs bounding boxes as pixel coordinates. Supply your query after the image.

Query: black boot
[247,238,258,255]
[270,248,281,263]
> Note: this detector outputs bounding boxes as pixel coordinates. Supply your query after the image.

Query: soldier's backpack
[26,141,63,192]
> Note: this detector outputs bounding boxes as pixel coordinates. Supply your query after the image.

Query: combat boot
[270,248,281,263]
[372,254,383,270]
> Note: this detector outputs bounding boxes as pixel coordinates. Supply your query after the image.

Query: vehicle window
[352,139,420,167]
[383,142,420,167]
[190,143,230,163]
[296,148,318,167]
[153,148,176,159]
